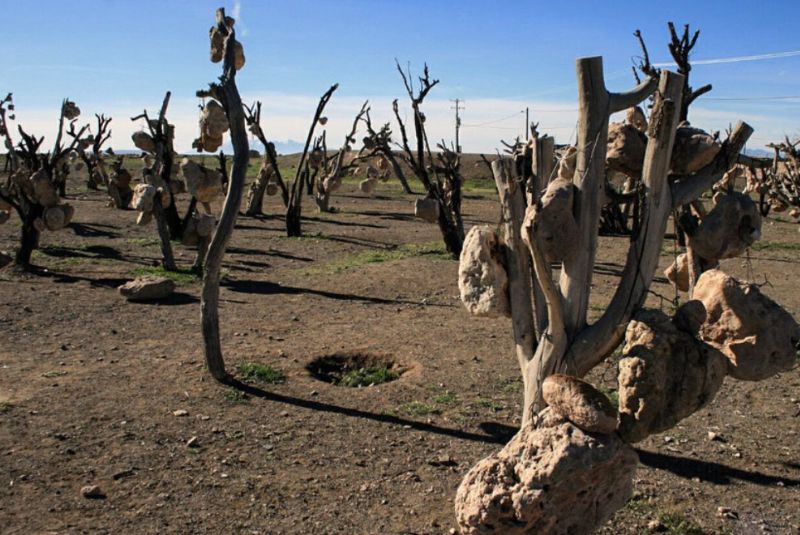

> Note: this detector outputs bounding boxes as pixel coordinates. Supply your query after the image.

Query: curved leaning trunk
[201,21,250,383]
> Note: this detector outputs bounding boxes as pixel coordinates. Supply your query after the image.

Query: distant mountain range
[114,139,308,157]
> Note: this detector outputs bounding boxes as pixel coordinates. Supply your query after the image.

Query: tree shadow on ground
[222,279,452,307]
[301,215,388,229]
[68,222,119,239]
[226,378,504,445]
[227,246,313,262]
[349,210,416,223]
[636,449,800,487]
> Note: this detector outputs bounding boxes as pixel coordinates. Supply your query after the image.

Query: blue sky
[4,0,800,153]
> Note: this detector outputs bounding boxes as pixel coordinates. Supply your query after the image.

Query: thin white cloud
[654,49,800,67]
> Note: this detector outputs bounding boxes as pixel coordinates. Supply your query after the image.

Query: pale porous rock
[618,308,727,443]
[43,204,74,231]
[209,19,245,69]
[118,276,175,301]
[181,158,223,203]
[688,192,761,262]
[30,169,59,208]
[414,197,439,223]
[131,184,156,212]
[182,213,216,246]
[359,178,377,195]
[606,122,647,178]
[664,252,690,292]
[626,106,647,132]
[670,125,720,175]
[455,419,638,535]
[458,225,509,318]
[555,146,577,181]
[131,131,156,153]
[63,100,80,120]
[542,374,617,434]
[530,178,578,264]
[693,269,800,381]
[200,100,229,138]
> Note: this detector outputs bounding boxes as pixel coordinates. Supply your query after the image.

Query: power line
[461,110,524,128]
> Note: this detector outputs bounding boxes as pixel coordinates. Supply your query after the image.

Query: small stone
[542,374,617,434]
[717,506,738,519]
[186,436,199,448]
[707,431,721,442]
[173,409,188,417]
[118,276,175,301]
[647,519,664,531]
[81,485,105,499]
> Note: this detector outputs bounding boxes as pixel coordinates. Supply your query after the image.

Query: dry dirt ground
[0,167,798,535]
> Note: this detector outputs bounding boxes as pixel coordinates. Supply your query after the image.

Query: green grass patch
[655,513,706,535]
[131,266,199,284]
[496,376,523,395]
[337,366,398,387]
[475,398,505,411]
[223,388,249,403]
[398,401,440,417]
[311,240,449,274]
[433,391,458,405]
[237,362,285,384]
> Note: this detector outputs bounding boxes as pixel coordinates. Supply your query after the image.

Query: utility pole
[450,99,464,153]
[525,106,530,140]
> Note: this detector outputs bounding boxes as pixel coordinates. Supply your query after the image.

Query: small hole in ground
[306,352,405,387]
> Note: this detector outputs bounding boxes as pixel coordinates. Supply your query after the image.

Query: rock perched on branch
[132,131,156,153]
[556,146,577,181]
[63,100,80,120]
[359,178,377,195]
[694,270,800,381]
[182,212,216,246]
[528,178,578,264]
[414,197,439,223]
[687,192,761,262]
[131,183,156,212]
[181,158,223,203]
[43,204,74,231]
[455,415,638,535]
[542,374,617,434]
[195,100,229,152]
[458,225,510,318]
[606,122,647,178]
[29,169,59,207]
[670,125,720,175]
[618,308,728,443]
[664,252,691,292]
[118,276,175,301]
[626,106,647,133]
[209,18,245,69]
